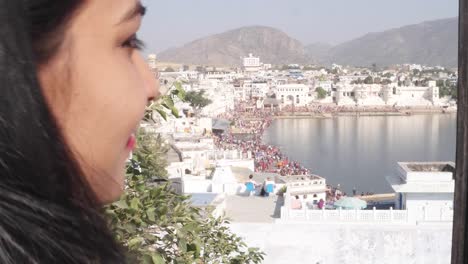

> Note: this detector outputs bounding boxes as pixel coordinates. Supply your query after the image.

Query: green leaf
[151,253,165,264]
[146,208,156,222]
[155,108,167,120]
[113,200,128,209]
[171,106,180,118]
[174,82,186,100]
[141,255,153,264]
[178,238,187,252]
[163,96,175,108]
[130,197,139,210]
[127,237,143,248]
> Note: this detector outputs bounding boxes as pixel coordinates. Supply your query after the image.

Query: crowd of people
[214,102,311,176]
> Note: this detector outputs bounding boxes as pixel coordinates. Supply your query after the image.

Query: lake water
[263,114,457,194]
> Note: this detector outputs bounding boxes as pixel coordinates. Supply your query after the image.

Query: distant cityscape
[143,51,456,263]
[150,52,457,112]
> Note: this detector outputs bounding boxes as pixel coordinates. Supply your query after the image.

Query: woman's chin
[99,185,125,205]
[98,171,126,204]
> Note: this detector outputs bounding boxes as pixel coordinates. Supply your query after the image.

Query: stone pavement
[225,194,284,223]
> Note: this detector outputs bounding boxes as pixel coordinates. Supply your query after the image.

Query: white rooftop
[386,174,454,193]
[387,162,455,193]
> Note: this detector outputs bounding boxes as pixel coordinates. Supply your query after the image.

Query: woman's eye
[122,34,145,50]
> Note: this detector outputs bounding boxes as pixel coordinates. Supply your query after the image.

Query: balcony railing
[280,206,454,224]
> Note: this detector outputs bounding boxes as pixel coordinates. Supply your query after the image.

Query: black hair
[0,1,126,263]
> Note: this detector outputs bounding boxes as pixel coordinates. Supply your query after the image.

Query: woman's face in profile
[38,0,158,203]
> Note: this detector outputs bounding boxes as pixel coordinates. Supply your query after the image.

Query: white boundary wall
[230,222,452,264]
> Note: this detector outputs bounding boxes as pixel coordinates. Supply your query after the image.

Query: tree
[383,72,393,78]
[164,67,175,72]
[436,79,446,88]
[107,131,265,263]
[195,66,206,73]
[439,86,451,98]
[302,65,316,71]
[371,63,378,72]
[381,79,392,85]
[315,87,327,99]
[185,90,213,110]
[363,76,373,84]
[412,69,421,76]
[439,85,457,99]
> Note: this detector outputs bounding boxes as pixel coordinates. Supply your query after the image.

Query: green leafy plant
[315,87,327,99]
[107,127,265,263]
[277,186,287,196]
[146,82,186,121]
[184,90,213,111]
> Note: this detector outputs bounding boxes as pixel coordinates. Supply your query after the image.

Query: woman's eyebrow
[117,1,146,25]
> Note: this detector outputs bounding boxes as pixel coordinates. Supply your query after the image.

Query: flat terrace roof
[404,162,455,173]
[277,174,325,183]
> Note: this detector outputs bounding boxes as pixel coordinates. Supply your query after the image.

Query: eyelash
[122,34,145,50]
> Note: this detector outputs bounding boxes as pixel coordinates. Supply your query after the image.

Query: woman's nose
[133,52,160,102]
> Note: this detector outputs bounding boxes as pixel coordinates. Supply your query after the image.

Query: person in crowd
[304,194,316,209]
[302,194,310,209]
[263,177,276,197]
[0,0,157,262]
[318,199,325,210]
[245,174,258,196]
[291,195,302,209]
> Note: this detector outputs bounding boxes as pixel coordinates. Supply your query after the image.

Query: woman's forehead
[80,0,141,24]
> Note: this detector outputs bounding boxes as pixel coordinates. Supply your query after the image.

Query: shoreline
[274,109,456,119]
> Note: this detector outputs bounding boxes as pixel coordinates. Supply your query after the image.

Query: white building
[387,81,440,106]
[332,84,358,105]
[147,54,157,70]
[263,64,272,70]
[405,64,423,71]
[386,162,454,222]
[251,80,270,98]
[353,84,386,105]
[243,53,262,72]
[233,82,247,101]
[179,71,199,80]
[333,81,440,106]
[338,75,368,84]
[276,84,312,106]
[280,175,327,207]
[315,80,333,93]
[203,71,238,81]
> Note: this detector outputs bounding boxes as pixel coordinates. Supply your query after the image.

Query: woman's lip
[126,133,137,150]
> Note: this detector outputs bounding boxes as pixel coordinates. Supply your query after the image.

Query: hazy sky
[139,0,458,54]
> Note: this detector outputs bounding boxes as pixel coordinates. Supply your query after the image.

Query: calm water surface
[263,114,457,194]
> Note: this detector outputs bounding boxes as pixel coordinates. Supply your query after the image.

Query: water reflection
[263,114,457,193]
